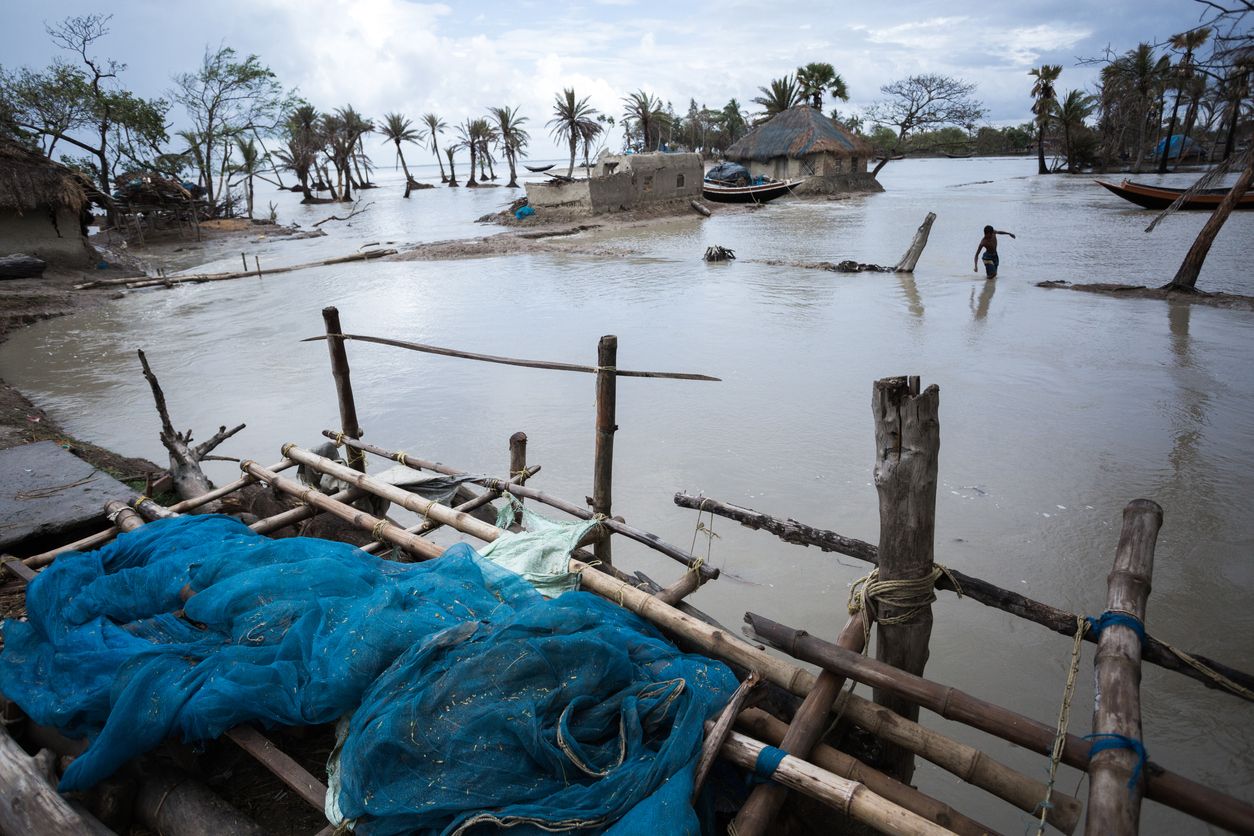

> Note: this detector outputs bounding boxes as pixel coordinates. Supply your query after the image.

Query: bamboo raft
[1,310,1252,836]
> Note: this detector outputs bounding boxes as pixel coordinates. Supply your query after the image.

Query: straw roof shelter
[0,140,96,265]
[724,107,881,193]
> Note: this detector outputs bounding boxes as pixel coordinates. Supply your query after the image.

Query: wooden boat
[524,163,555,173]
[942,152,975,159]
[1094,178,1254,211]
[701,178,801,204]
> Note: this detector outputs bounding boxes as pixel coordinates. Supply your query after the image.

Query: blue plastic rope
[1085,733,1149,790]
[753,745,788,783]
[1085,611,1146,646]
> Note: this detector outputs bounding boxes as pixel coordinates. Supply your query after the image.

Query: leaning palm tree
[379,112,423,196]
[421,113,449,183]
[1056,90,1096,172]
[548,88,600,177]
[1029,64,1063,174]
[1159,27,1212,172]
[751,75,801,123]
[489,105,530,187]
[796,62,849,110]
[621,90,667,152]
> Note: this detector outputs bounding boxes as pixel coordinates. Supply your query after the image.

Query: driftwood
[0,725,112,835]
[135,768,266,836]
[670,492,1254,699]
[690,200,712,217]
[894,212,937,272]
[312,200,374,228]
[692,672,762,802]
[138,349,244,509]
[75,248,397,291]
[704,244,735,261]
[742,610,1254,834]
[1085,500,1161,835]
[871,375,940,782]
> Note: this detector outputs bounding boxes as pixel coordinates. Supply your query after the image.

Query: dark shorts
[982,251,999,277]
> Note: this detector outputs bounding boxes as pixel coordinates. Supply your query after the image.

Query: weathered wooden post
[592,335,617,566]
[508,431,527,527]
[894,212,937,273]
[321,306,365,472]
[1085,499,1162,836]
[871,375,940,783]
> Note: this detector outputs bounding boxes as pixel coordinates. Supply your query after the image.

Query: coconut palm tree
[457,119,485,186]
[421,113,449,183]
[1055,90,1096,172]
[548,88,600,177]
[322,107,373,201]
[796,62,849,110]
[489,105,529,188]
[578,118,604,169]
[621,90,668,151]
[229,135,264,217]
[444,144,458,187]
[1029,64,1062,174]
[1159,27,1212,172]
[751,75,801,123]
[720,99,748,144]
[474,118,499,180]
[1109,44,1168,172]
[379,112,423,196]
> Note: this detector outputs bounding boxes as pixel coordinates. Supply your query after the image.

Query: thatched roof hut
[0,140,88,216]
[0,139,96,265]
[723,107,880,193]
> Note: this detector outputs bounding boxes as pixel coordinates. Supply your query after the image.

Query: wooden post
[1085,499,1162,836]
[592,335,617,566]
[872,375,940,783]
[894,212,937,272]
[509,431,527,526]
[240,252,247,271]
[322,306,365,472]
[254,255,262,279]
[730,612,867,835]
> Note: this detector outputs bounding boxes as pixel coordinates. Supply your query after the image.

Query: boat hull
[1094,179,1254,211]
[701,179,800,204]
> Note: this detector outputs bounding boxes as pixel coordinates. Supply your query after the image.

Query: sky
[0,0,1225,158]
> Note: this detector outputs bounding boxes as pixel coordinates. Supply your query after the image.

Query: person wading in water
[974,225,1016,278]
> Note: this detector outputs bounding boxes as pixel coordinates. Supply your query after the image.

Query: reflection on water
[5,158,1253,832]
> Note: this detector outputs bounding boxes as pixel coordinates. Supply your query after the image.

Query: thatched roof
[725,107,873,162]
[0,140,87,214]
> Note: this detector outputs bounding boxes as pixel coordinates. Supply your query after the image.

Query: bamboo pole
[74,248,398,291]
[714,728,956,836]
[250,487,364,535]
[569,558,1072,824]
[300,333,721,381]
[240,460,442,559]
[736,709,1000,836]
[322,307,365,472]
[732,611,869,835]
[508,431,527,527]
[872,375,940,783]
[1085,500,1161,836]
[742,609,1254,834]
[692,672,762,802]
[673,491,1254,699]
[225,727,327,811]
[732,611,867,832]
[592,334,617,567]
[324,433,719,579]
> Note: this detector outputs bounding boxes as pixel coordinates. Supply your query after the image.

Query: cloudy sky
[1,0,1220,158]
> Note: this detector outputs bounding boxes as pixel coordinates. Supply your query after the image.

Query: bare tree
[865,74,986,176]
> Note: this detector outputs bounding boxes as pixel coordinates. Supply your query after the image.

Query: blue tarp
[0,515,737,834]
[1154,134,1202,160]
[704,162,751,186]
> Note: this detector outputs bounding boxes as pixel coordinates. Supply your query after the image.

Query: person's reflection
[970,279,996,321]
[897,273,924,319]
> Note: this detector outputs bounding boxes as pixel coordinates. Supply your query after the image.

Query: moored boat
[523,163,556,173]
[701,178,802,204]
[1094,178,1254,211]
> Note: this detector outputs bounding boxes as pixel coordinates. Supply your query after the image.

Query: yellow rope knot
[371,519,390,541]
[848,563,963,646]
[332,431,346,447]
[239,459,256,473]
[280,442,296,458]
[421,499,438,519]
[394,451,408,466]
[132,495,149,509]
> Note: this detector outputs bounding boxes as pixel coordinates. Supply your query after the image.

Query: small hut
[725,107,882,194]
[0,140,96,265]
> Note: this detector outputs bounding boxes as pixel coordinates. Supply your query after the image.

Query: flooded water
[4,158,1252,832]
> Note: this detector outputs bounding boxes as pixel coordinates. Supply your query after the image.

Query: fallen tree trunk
[135,768,266,836]
[0,725,114,835]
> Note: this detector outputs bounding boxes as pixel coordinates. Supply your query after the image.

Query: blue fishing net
[0,514,737,834]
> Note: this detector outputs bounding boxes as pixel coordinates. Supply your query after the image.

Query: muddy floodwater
[4,158,1252,832]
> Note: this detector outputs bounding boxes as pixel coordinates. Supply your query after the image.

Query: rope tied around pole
[1034,615,1089,836]
[332,431,347,448]
[393,450,408,467]
[1085,733,1149,791]
[370,519,390,542]
[688,498,719,568]
[1086,610,1146,646]
[750,745,788,784]
[420,498,438,520]
[596,366,617,374]
[847,564,964,646]
[132,495,150,509]
[280,442,296,458]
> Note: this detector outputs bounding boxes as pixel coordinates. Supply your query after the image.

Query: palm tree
[421,113,449,183]
[457,119,480,186]
[379,112,423,196]
[1056,90,1096,172]
[444,144,458,187]
[489,105,529,188]
[548,88,600,177]
[751,75,801,123]
[322,107,373,201]
[1159,27,1212,172]
[720,99,748,144]
[474,118,499,181]
[621,90,667,152]
[578,118,604,169]
[229,136,264,217]
[796,62,849,110]
[1110,44,1168,172]
[1029,64,1063,174]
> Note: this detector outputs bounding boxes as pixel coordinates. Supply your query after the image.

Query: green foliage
[751,75,801,123]
[621,89,670,152]
[548,88,600,176]
[796,62,848,110]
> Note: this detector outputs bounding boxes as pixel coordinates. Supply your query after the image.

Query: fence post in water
[871,374,940,783]
[508,431,527,526]
[592,335,617,566]
[1086,499,1162,836]
[322,306,365,472]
